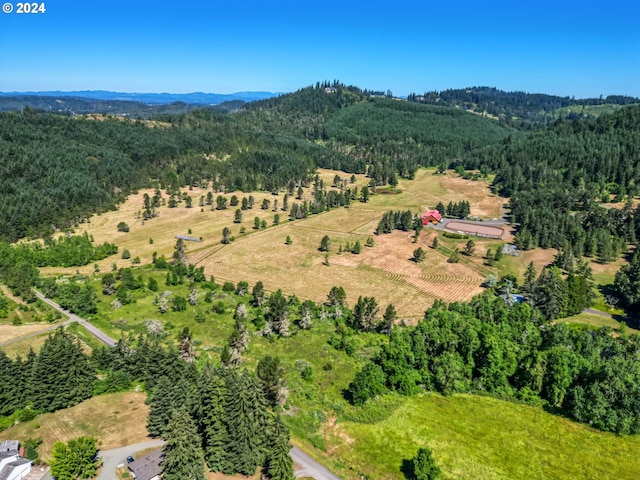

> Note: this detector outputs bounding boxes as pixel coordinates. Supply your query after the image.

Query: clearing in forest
[45,168,502,317]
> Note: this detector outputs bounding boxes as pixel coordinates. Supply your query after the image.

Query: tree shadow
[341,388,354,403]
[593,284,640,330]
[400,458,414,479]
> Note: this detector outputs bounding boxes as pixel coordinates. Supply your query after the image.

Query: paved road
[41,441,342,480]
[97,439,165,480]
[291,446,342,480]
[584,308,614,318]
[40,439,165,480]
[32,290,117,347]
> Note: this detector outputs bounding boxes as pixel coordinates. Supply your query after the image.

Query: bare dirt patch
[0,285,25,305]
[445,221,505,239]
[1,334,48,358]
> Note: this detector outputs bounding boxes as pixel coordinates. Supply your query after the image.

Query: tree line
[408,86,639,129]
[348,293,640,434]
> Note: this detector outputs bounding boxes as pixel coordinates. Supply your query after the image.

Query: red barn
[422,210,442,225]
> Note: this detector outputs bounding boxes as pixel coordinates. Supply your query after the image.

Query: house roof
[0,441,18,455]
[128,449,163,480]
[0,459,32,480]
[422,210,442,221]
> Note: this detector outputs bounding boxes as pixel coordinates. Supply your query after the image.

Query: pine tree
[522,262,537,296]
[380,304,397,335]
[266,415,295,480]
[257,356,284,407]
[196,367,228,473]
[224,371,270,475]
[463,239,475,256]
[221,227,231,244]
[147,376,196,437]
[252,281,266,307]
[319,235,331,252]
[173,238,187,266]
[162,407,205,480]
[30,329,94,412]
[265,290,290,337]
[147,376,175,437]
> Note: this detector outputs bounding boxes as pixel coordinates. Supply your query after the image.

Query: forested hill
[468,105,640,256]
[408,86,639,129]
[0,82,521,242]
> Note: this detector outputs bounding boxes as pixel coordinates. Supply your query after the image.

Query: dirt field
[201,225,484,317]
[0,392,150,460]
[445,221,505,239]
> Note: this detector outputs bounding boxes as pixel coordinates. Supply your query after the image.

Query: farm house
[422,210,442,225]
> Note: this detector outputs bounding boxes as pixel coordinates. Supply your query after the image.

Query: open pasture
[325,393,640,480]
[41,168,502,316]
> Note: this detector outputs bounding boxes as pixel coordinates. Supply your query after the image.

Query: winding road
[0,291,117,349]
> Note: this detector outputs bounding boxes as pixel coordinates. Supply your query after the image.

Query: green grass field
[326,393,640,480]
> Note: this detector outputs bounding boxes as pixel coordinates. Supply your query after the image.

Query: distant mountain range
[0,90,283,117]
[0,90,281,105]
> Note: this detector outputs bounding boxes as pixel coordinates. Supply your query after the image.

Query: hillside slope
[328,393,640,480]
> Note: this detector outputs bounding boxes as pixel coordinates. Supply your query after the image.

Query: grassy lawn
[558,311,640,335]
[325,393,640,480]
[0,392,150,460]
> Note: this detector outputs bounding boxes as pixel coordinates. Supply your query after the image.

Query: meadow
[47,168,503,317]
[325,393,640,480]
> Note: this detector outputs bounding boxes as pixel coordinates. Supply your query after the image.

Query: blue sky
[0,0,638,97]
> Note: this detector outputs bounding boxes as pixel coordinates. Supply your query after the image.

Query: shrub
[117,222,129,233]
[413,247,426,263]
[301,365,313,381]
[443,232,468,239]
